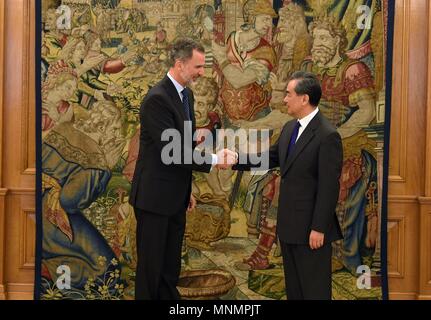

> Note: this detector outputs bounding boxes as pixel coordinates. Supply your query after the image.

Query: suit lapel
[279,120,295,167]
[162,76,189,121]
[281,112,321,176]
[188,89,197,132]
[162,77,197,147]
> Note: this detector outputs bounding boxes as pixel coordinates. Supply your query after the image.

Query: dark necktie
[287,121,301,156]
[181,89,191,120]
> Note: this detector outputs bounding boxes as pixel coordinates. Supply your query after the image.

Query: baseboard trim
[388,292,418,300]
[0,284,7,300]
[5,283,33,300]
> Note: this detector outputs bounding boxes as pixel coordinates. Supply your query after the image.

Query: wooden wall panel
[0,191,7,300]
[387,0,430,300]
[0,0,430,300]
[3,0,36,187]
[387,197,419,299]
[21,0,36,176]
[418,198,431,299]
[389,0,409,183]
[388,0,427,194]
[19,209,36,270]
[1,0,36,300]
[416,0,431,301]
[387,216,406,278]
[0,0,7,301]
[4,191,35,299]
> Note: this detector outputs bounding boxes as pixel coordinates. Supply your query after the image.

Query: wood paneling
[0,189,8,300]
[418,197,431,299]
[388,0,427,195]
[3,0,36,187]
[1,0,36,300]
[387,197,419,299]
[6,283,34,300]
[19,209,36,270]
[388,0,410,183]
[0,0,5,186]
[0,0,7,301]
[20,0,36,176]
[0,0,430,300]
[4,193,35,300]
[416,0,431,301]
[387,0,430,300]
[387,216,405,278]
[426,0,431,198]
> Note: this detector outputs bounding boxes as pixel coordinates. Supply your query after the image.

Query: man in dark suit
[129,38,236,300]
[231,71,343,299]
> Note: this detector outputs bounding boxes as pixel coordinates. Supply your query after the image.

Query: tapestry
[36,0,393,300]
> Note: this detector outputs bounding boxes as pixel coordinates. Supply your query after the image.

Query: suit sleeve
[311,131,343,234]
[142,94,212,173]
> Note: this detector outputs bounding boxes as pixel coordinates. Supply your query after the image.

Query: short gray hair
[167,38,205,67]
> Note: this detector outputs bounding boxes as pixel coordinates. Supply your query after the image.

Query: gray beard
[311,48,335,66]
[179,71,193,86]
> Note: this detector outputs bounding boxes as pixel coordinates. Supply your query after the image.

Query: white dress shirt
[296,107,320,143]
[166,73,218,166]
[167,72,186,102]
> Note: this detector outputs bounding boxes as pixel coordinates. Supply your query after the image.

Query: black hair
[289,71,322,106]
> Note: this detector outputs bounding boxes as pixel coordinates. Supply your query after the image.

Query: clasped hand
[215,149,238,169]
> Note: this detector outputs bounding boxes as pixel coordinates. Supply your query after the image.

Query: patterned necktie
[181,89,191,120]
[287,121,301,156]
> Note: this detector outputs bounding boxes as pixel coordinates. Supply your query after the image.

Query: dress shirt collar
[298,107,319,129]
[167,72,185,101]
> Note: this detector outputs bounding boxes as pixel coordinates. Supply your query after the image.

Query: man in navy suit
[129,38,236,300]
[232,71,343,299]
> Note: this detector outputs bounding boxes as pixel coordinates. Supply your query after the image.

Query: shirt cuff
[211,154,218,165]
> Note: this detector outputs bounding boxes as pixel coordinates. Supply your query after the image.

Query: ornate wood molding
[7,188,36,195]
[0,188,9,300]
[388,195,419,203]
[5,283,33,300]
[416,0,431,300]
[0,0,6,300]
[389,0,410,183]
[419,196,431,299]
[0,0,5,187]
[20,0,35,176]
[426,1,431,197]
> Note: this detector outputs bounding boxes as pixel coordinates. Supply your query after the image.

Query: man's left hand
[187,194,197,212]
[309,230,325,250]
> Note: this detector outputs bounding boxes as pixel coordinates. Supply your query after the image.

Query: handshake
[215,149,238,169]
